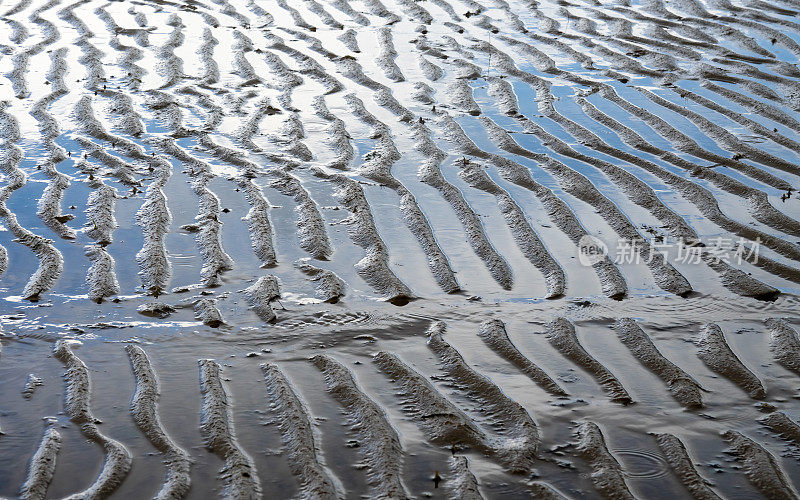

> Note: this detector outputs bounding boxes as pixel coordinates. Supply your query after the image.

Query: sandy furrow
[675,0,800,53]
[765,318,800,376]
[653,433,721,500]
[448,456,483,500]
[6,0,62,99]
[73,137,138,186]
[339,94,459,293]
[522,88,799,293]
[275,0,315,31]
[85,244,120,303]
[481,31,795,192]
[338,27,360,53]
[733,1,800,37]
[438,115,628,299]
[480,114,692,297]
[260,44,304,111]
[198,359,261,498]
[702,81,800,134]
[590,83,793,190]
[59,0,105,91]
[19,425,62,500]
[327,0,369,25]
[107,31,147,92]
[140,112,232,290]
[95,3,151,42]
[572,94,800,240]
[125,345,191,499]
[326,55,412,122]
[135,179,172,296]
[72,95,147,177]
[361,0,400,24]
[37,162,74,240]
[471,44,798,285]
[759,411,800,447]
[0,104,64,300]
[661,13,800,100]
[198,28,220,85]
[263,32,344,95]
[613,318,703,408]
[708,257,782,301]
[575,421,635,500]
[243,275,280,323]
[429,0,462,21]
[315,169,413,304]
[515,75,794,230]
[3,33,29,95]
[63,77,121,299]
[418,55,444,82]
[411,119,514,290]
[236,97,280,153]
[485,77,518,115]
[722,430,799,500]
[239,178,277,268]
[374,27,404,82]
[208,0,252,28]
[696,323,766,399]
[193,298,224,328]
[144,22,242,289]
[294,259,345,303]
[702,57,800,99]
[270,168,332,260]
[0,244,7,279]
[411,81,435,105]
[587,11,703,61]
[508,12,660,80]
[457,158,565,298]
[636,87,800,177]
[546,318,633,404]
[275,113,313,161]
[562,10,712,74]
[3,17,29,47]
[33,48,74,240]
[85,182,117,245]
[303,0,343,29]
[311,355,410,499]
[3,0,33,17]
[157,15,185,89]
[674,83,800,158]
[448,79,481,116]
[0,203,63,300]
[261,363,343,499]
[232,31,261,85]
[400,0,435,23]
[504,8,793,141]
[478,319,567,396]
[312,96,353,171]
[426,322,539,472]
[193,181,234,287]
[148,96,277,283]
[129,7,151,47]
[53,340,132,499]
[373,351,491,454]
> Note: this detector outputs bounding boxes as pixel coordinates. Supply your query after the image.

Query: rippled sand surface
[1,0,800,497]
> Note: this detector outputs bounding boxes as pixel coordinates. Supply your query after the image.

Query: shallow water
[2,0,800,498]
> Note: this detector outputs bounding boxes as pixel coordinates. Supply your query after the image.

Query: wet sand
[1,0,800,498]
